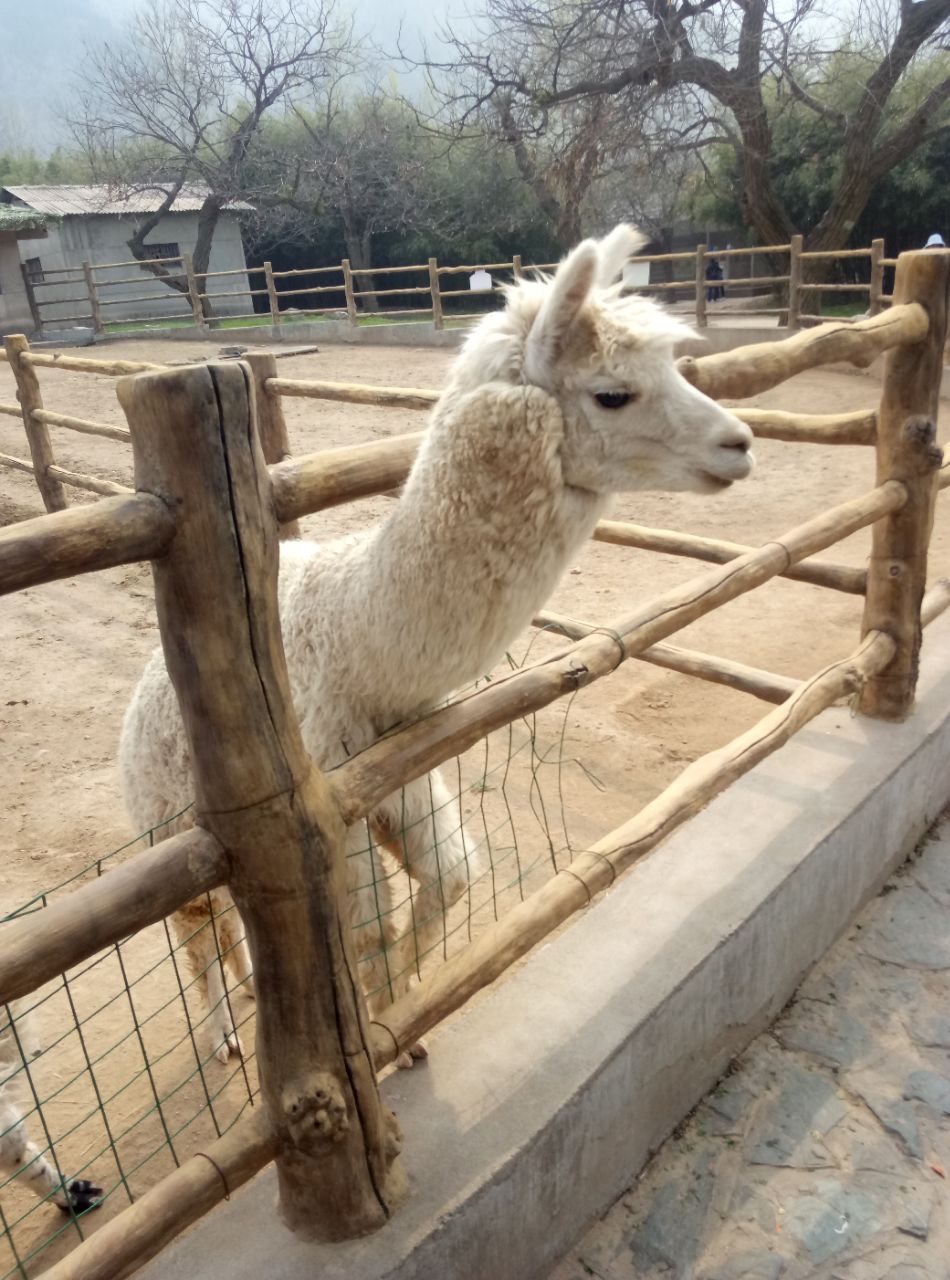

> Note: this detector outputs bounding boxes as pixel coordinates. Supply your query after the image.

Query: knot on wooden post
[902,415,943,473]
[283,1073,350,1150]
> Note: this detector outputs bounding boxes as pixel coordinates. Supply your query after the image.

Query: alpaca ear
[595,224,646,287]
[524,240,598,384]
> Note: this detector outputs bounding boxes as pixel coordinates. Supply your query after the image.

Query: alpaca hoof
[57,1179,103,1214]
[395,1040,428,1070]
[213,1028,244,1064]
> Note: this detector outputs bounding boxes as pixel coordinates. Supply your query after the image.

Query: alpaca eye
[594,391,636,410]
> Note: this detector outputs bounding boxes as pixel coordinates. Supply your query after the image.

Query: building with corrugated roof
[0,206,49,335]
[0,185,253,329]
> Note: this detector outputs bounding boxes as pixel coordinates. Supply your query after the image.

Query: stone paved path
[550,817,950,1280]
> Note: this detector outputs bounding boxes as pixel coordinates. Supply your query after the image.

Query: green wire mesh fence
[0,627,602,1278]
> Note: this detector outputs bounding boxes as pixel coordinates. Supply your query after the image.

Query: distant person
[924,233,946,248]
[705,256,725,302]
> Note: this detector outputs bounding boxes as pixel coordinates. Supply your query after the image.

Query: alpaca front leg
[173,896,245,1064]
[374,769,480,985]
[346,830,405,1010]
[0,1102,101,1213]
[219,911,255,999]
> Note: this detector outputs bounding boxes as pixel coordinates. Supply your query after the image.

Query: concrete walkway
[551,815,950,1280]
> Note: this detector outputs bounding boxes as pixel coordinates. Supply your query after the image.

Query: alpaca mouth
[698,471,734,491]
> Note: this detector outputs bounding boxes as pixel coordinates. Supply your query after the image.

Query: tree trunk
[191,196,225,321]
[342,210,378,313]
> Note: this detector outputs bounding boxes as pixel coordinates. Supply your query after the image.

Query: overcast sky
[0,0,455,153]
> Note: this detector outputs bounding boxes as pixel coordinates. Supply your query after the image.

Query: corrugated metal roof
[1,184,253,216]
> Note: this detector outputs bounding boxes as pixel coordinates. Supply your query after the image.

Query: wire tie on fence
[762,540,793,574]
[195,1151,231,1201]
[560,867,594,904]
[585,627,627,668]
[369,1019,401,1062]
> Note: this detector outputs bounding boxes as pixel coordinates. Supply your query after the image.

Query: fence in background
[0,250,948,1279]
[20,238,897,337]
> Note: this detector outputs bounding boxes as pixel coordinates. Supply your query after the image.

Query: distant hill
[0,0,122,152]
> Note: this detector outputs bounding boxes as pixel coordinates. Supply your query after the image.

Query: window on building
[24,257,45,285]
[144,242,181,262]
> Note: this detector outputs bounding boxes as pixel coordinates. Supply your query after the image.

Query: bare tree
[74,0,352,311]
[422,0,950,252]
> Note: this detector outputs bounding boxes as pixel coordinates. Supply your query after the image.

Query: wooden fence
[0,249,948,1279]
[22,238,897,337]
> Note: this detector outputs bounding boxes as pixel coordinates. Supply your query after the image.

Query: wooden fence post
[116,362,406,1240]
[19,264,43,335]
[858,249,949,720]
[244,351,300,539]
[342,259,358,326]
[512,253,523,281]
[787,234,803,329]
[3,334,67,512]
[869,238,885,317]
[181,252,207,331]
[82,261,104,335]
[263,261,281,329]
[428,257,443,330]
[694,243,707,328]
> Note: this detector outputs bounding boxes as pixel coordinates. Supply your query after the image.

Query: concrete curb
[141,614,950,1280]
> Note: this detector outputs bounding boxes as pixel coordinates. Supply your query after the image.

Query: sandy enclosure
[0,336,948,1275]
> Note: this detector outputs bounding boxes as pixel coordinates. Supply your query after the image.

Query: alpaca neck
[351,387,607,718]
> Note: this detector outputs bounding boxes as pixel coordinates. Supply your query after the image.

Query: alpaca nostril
[725,435,752,453]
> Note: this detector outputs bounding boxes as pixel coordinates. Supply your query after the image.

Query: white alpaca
[0,1002,101,1213]
[119,226,754,1063]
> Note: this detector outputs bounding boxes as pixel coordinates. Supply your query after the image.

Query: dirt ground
[1,336,948,1275]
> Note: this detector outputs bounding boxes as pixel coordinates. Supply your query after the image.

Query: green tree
[427,0,950,253]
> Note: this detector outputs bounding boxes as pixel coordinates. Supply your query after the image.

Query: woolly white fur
[118,226,754,1063]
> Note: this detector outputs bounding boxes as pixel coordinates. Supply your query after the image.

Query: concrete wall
[15,212,252,326]
[138,613,950,1280]
[0,232,33,334]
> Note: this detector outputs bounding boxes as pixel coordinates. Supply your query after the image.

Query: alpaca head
[452,226,754,495]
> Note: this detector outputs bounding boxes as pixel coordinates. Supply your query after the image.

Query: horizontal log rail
[0,492,175,596]
[22,351,164,375]
[367,628,896,1067]
[267,376,438,409]
[96,292,196,307]
[533,608,801,703]
[271,431,423,520]
[922,577,950,627]
[28,313,94,325]
[273,285,344,299]
[41,1110,276,1280]
[0,448,135,497]
[330,479,907,824]
[0,827,225,1004]
[48,463,131,496]
[436,261,516,274]
[352,286,432,298]
[33,407,131,442]
[91,273,186,287]
[733,407,876,444]
[712,243,792,258]
[800,248,872,260]
[797,283,870,293]
[680,304,928,400]
[718,275,790,287]
[592,518,866,594]
[91,253,184,270]
[271,264,342,278]
[0,401,20,417]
